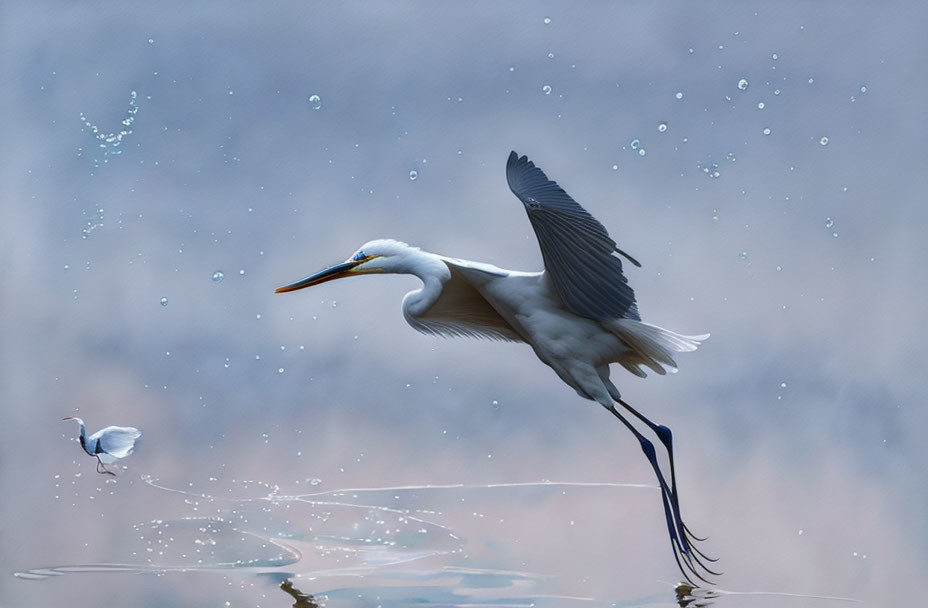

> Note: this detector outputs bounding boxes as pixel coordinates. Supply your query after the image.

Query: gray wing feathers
[506,151,641,321]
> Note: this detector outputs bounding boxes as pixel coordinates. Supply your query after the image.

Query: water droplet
[307,94,322,110]
[239,269,245,275]
[738,251,748,260]
[224,358,230,368]
[278,368,285,374]
[772,53,778,60]
[774,89,781,96]
[542,84,552,95]
[160,297,168,306]
[699,161,720,178]
[859,85,867,93]
[657,122,668,133]
[780,382,787,388]
[776,265,782,271]
[611,164,618,171]
[408,169,418,181]
[543,16,551,24]
[547,52,555,59]
[675,91,684,100]
[148,38,154,44]
[757,101,765,109]
[629,139,641,150]
[211,271,224,283]
[638,149,646,156]
[737,78,749,91]
[825,217,834,229]
[491,400,500,409]
[819,136,829,146]
[798,529,804,536]
[763,127,771,135]
[808,77,814,84]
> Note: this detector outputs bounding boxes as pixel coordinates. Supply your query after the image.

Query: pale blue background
[3,2,926,605]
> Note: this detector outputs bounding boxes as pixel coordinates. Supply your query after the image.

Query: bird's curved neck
[399,249,451,318]
[76,423,92,455]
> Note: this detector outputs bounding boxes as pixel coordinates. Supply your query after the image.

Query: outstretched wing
[506,151,641,321]
[404,259,525,343]
[93,426,142,459]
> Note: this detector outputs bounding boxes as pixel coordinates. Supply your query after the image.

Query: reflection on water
[13,476,860,606]
[676,582,719,607]
[280,579,319,608]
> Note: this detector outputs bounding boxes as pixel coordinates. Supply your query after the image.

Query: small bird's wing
[506,151,641,321]
[404,259,525,343]
[92,426,142,459]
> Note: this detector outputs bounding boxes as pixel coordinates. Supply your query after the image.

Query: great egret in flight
[62,416,141,476]
[275,151,715,584]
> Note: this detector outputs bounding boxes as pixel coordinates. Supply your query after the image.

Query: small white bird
[62,416,141,476]
[275,151,716,583]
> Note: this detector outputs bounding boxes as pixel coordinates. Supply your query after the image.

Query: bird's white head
[275,239,424,293]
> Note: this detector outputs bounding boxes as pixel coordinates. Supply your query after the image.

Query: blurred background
[3,1,926,606]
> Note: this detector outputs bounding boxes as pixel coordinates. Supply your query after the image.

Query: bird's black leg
[96,457,116,476]
[603,405,713,585]
[616,398,719,573]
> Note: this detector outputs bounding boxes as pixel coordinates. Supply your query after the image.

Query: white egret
[275,151,716,584]
[62,416,141,476]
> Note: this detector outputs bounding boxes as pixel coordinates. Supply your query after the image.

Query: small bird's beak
[62,416,75,421]
[275,260,361,294]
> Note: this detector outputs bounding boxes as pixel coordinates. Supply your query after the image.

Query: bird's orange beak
[275,261,361,294]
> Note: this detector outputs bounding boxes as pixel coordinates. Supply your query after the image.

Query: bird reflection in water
[280,579,319,608]
[675,582,719,607]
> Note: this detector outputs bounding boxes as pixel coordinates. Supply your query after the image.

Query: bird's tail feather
[607,319,709,377]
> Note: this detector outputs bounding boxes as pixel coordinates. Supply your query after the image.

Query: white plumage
[275,151,716,584]
[63,417,141,474]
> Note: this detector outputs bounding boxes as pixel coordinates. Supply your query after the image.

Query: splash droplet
[657,122,668,133]
[408,169,418,181]
[675,91,684,100]
[630,139,641,150]
[819,136,829,146]
[543,16,551,24]
[307,94,322,110]
[763,127,771,135]
[859,85,867,93]
[638,148,646,156]
[211,271,224,283]
[825,217,834,229]
[542,84,552,95]
[757,101,765,109]
[160,297,168,306]
[737,78,749,91]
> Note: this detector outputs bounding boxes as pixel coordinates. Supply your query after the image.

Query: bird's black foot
[96,459,116,476]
